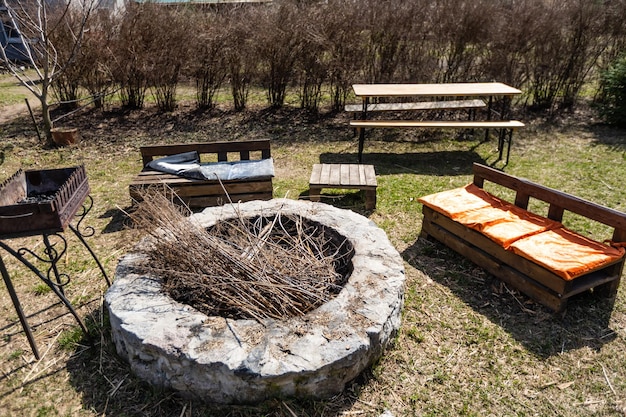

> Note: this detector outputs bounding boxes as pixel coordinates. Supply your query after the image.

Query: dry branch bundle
[130,191,353,321]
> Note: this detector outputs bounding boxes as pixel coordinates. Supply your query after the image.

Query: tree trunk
[40,99,54,147]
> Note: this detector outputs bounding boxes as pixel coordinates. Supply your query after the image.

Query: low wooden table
[309,163,377,210]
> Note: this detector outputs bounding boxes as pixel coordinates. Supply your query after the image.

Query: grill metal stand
[0,167,110,360]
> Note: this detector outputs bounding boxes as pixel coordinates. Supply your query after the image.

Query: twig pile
[130,191,352,321]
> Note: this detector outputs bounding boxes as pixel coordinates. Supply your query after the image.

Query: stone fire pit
[105,199,405,404]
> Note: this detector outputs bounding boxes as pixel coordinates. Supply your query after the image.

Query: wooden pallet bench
[418,163,626,312]
[350,120,524,164]
[309,163,377,210]
[129,140,273,208]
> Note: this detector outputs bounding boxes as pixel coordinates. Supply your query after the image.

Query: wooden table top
[352,82,522,98]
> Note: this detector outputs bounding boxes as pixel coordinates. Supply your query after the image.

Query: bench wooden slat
[345,99,487,113]
[351,165,367,184]
[364,165,377,187]
[350,120,524,129]
[130,179,272,198]
[310,163,322,184]
[330,164,341,185]
[178,192,274,208]
[341,164,352,185]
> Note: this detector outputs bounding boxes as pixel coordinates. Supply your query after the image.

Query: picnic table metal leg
[358,97,369,163]
[358,128,365,163]
[485,95,493,141]
[497,128,514,165]
[506,129,513,165]
[497,129,505,161]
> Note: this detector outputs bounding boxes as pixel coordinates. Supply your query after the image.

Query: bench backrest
[140,140,272,166]
[472,163,626,242]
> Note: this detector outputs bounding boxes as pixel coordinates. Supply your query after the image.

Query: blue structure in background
[0,5,30,64]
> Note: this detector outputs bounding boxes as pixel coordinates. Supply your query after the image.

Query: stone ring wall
[105,199,405,404]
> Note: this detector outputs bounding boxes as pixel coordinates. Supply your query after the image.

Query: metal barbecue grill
[0,166,110,359]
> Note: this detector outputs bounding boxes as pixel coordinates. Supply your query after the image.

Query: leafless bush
[395,4,437,83]
[144,7,191,112]
[130,191,352,321]
[524,1,612,111]
[428,0,494,83]
[48,8,87,110]
[362,0,414,83]
[112,4,190,112]
[295,9,328,112]
[186,12,228,110]
[110,3,151,109]
[255,2,301,108]
[478,1,537,93]
[79,11,116,109]
[320,0,366,111]
[223,8,257,111]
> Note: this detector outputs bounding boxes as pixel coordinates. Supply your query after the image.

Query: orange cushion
[418,184,505,219]
[454,203,561,248]
[508,228,626,280]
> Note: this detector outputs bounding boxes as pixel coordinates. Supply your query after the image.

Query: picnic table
[349,82,523,163]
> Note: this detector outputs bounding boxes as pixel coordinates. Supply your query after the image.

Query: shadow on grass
[319,150,488,176]
[402,237,617,359]
[586,123,626,152]
[297,190,375,217]
[65,306,367,417]
[99,207,133,234]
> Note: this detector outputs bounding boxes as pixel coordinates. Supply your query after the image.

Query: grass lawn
[0,81,625,416]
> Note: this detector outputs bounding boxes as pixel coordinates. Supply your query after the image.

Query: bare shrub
[223,8,257,111]
[320,0,366,111]
[525,2,611,111]
[130,191,352,321]
[595,0,626,79]
[396,4,437,83]
[427,0,494,83]
[255,2,301,108]
[79,11,116,109]
[113,4,190,112]
[187,12,228,110]
[143,6,191,112]
[479,0,538,94]
[111,3,151,109]
[48,8,87,110]
[295,9,328,112]
[362,0,414,83]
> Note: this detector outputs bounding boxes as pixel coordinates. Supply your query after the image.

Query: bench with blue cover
[129,140,274,208]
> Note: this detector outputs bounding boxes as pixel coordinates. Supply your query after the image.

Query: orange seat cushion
[454,203,561,248]
[420,185,625,281]
[508,228,625,280]
[418,184,506,218]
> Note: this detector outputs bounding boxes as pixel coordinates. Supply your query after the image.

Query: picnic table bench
[129,140,273,208]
